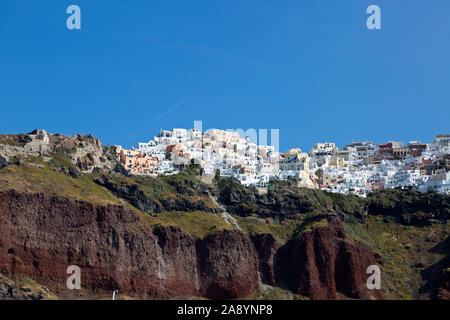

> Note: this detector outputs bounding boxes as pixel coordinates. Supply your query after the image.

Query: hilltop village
[115,129,450,197]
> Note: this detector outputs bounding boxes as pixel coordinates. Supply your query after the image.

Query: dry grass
[139,210,235,239]
[0,164,121,205]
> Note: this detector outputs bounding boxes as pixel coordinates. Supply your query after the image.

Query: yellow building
[284,148,302,162]
[328,155,348,167]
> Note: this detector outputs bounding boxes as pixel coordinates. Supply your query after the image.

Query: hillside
[0,131,449,300]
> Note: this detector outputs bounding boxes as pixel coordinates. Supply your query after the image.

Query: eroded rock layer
[0,190,385,300]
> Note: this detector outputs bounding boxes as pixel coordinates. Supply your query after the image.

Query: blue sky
[0,0,449,151]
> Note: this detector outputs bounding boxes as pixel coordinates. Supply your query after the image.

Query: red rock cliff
[0,190,259,299]
[274,215,383,299]
[0,190,383,299]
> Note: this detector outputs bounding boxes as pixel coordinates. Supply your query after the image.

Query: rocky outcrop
[367,190,450,226]
[0,280,52,300]
[0,156,7,170]
[0,191,255,299]
[251,234,279,286]
[273,215,383,300]
[197,230,260,299]
[0,190,385,300]
[431,237,450,300]
[0,131,119,175]
[0,282,20,300]
[218,179,366,220]
[160,197,222,213]
[94,176,163,213]
[219,181,319,218]
[436,260,450,300]
[94,176,222,214]
[167,178,211,196]
[218,179,450,226]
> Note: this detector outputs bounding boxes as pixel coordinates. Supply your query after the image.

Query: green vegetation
[136,209,233,239]
[233,212,331,244]
[247,285,299,300]
[0,133,30,147]
[293,214,330,234]
[267,179,293,188]
[343,214,450,299]
[233,215,300,244]
[48,149,77,169]
[324,191,366,215]
[0,153,231,237]
[0,163,120,205]
[366,189,450,217]
[135,167,203,198]
[96,167,217,211]
[0,273,60,300]
[219,177,336,214]
[161,211,233,238]
[219,176,449,224]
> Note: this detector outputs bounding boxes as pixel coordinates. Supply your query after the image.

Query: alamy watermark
[366,265,381,290]
[193,120,280,153]
[66,5,81,30]
[64,5,381,33]
[66,265,81,290]
[185,120,280,170]
[367,5,381,30]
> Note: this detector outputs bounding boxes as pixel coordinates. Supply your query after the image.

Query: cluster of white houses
[116,129,450,196]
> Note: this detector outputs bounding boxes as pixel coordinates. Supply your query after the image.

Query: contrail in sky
[122,59,241,146]
[155,59,240,121]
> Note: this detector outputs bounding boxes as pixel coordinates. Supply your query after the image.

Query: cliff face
[94,176,222,214]
[430,237,450,300]
[218,179,450,226]
[435,256,450,300]
[251,234,279,286]
[197,230,260,299]
[0,190,383,300]
[1,132,448,300]
[0,190,258,299]
[0,131,118,175]
[274,216,383,299]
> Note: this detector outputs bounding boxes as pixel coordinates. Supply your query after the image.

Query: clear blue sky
[1,0,449,151]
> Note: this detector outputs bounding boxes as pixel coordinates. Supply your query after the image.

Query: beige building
[117,146,159,176]
[24,129,50,154]
[284,148,302,161]
[328,155,348,167]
